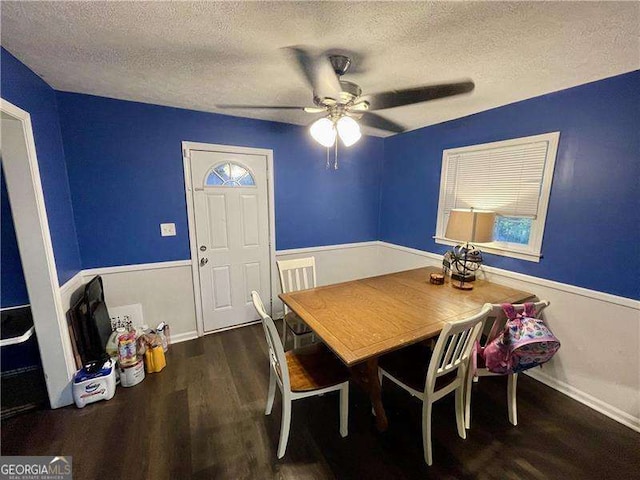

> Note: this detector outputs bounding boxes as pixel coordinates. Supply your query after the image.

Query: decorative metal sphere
[449,245,484,274]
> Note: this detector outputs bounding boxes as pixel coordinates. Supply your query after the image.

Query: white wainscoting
[376,241,640,433]
[273,241,381,318]
[59,261,198,343]
[58,241,640,431]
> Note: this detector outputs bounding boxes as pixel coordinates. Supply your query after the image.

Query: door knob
[200,257,209,267]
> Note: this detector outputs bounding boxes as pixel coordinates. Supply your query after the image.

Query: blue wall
[1,48,82,286]
[1,167,29,307]
[3,45,637,300]
[380,71,640,300]
[56,93,384,268]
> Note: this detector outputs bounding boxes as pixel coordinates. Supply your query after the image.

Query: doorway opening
[1,99,76,408]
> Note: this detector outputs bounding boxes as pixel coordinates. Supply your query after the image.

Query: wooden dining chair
[276,256,317,349]
[378,305,491,466]
[465,300,551,429]
[251,291,350,459]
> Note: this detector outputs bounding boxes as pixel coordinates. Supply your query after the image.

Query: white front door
[190,149,271,332]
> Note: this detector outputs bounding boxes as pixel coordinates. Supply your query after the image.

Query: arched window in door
[205,162,256,187]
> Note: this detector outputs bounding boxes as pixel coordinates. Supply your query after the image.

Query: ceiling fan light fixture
[337,116,361,147]
[310,117,336,147]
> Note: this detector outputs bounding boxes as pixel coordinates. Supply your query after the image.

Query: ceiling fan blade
[350,100,370,112]
[216,104,311,111]
[362,80,475,111]
[359,112,405,133]
[284,46,342,100]
[303,106,328,113]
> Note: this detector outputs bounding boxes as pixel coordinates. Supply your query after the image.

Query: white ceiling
[1,1,638,137]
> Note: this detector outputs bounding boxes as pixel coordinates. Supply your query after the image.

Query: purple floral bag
[483,303,560,375]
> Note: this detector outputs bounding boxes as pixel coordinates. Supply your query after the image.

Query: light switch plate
[160,223,176,237]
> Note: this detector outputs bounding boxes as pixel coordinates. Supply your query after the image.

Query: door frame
[1,98,77,408]
[182,141,276,336]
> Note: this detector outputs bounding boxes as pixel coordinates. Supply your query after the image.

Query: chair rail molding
[275,241,380,256]
[81,259,192,277]
[377,241,640,310]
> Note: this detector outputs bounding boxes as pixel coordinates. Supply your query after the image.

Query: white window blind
[436,132,560,262]
[443,140,549,218]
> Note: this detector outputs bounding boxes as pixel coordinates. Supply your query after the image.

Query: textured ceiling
[1,1,638,137]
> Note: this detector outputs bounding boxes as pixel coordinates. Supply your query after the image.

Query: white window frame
[434,132,560,262]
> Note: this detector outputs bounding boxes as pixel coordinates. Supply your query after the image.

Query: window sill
[433,237,542,263]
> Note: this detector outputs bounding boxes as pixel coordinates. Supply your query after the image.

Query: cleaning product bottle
[144,334,166,373]
[156,322,169,353]
[106,326,126,384]
[106,327,126,357]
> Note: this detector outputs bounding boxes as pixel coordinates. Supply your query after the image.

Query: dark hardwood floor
[2,323,639,479]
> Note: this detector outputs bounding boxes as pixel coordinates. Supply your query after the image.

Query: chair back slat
[482,300,551,347]
[252,291,290,390]
[451,329,471,366]
[427,304,491,393]
[277,257,317,315]
[286,270,293,291]
[440,333,458,370]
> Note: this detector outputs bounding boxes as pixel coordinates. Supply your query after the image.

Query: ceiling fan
[218,47,474,150]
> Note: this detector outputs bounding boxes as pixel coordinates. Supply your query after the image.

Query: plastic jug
[106,327,126,357]
[144,345,166,373]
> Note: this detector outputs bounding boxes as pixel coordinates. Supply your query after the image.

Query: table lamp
[444,208,495,290]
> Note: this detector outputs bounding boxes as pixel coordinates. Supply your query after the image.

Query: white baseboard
[171,330,199,344]
[524,368,640,433]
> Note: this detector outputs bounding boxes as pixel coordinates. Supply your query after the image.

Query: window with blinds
[435,132,560,262]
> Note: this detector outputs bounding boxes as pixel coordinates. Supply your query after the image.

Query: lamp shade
[310,118,336,147]
[336,116,362,146]
[445,209,495,243]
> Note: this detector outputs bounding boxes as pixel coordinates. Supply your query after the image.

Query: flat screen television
[68,276,112,365]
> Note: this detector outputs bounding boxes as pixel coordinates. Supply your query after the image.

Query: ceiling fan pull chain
[334,140,339,170]
[326,147,330,169]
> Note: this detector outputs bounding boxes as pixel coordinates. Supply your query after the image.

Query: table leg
[350,357,388,432]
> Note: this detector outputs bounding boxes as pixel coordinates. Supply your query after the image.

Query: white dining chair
[378,305,491,466]
[465,300,551,429]
[276,256,317,349]
[251,291,349,459]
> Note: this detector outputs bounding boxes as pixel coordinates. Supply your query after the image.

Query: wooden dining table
[279,266,535,431]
